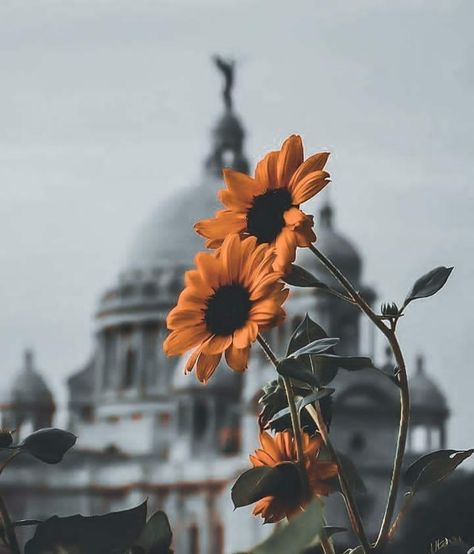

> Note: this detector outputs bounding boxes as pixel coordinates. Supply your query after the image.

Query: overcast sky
[0,0,472,448]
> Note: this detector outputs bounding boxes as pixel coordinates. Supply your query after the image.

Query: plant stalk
[0,495,20,554]
[306,403,371,553]
[309,244,410,550]
[256,334,305,465]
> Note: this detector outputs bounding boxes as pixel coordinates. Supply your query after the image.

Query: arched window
[123,348,137,389]
[411,425,427,453]
[189,524,199,554]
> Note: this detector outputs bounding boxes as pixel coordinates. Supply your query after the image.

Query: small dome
[10,350,54,407]
[172,355,242,397]
[297,203,362,285]
[410,355,448,415]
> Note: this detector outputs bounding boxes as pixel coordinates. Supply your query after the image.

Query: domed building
[1,349,55,438]
[1,60,450,553]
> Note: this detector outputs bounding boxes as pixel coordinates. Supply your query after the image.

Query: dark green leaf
[405,449,474,493]
[258,379,316,434]
[231,467,274,508]
[232,463,302,510]
[249,498,323,554]
[312,353,374,371]
[298,389,335,413]
[287,314,329,357]
[25,502,147,554]
[290,337,340,358]
[404,266,453,307]
[20,428,77,464]
[276,358,321,388]
[133,511,172,554]
[283,265,330,290]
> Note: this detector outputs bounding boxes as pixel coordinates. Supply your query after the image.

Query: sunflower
[195,135,330,272]
[163,234,288,383]
[250,431,338,523]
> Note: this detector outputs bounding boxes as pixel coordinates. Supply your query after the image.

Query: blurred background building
[0,61,450,553]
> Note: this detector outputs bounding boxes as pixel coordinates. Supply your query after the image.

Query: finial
[416,354,424,374]
[24,348,34,371]
[320,202,334,228]
[213,55,235,112]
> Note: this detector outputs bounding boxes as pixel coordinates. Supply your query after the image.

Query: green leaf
[312,354,374,371]
[405,449,474,493]
[25,502,147,554]
[232,463,302,510]
[20,428,77,464]
[403,266,453,307]
[290,338,340,358]
[249,498,323,554]
[298,389,335,413]
[287,314,328,357]
[283,265,330,290]
[231,467,274,508]
[276,358,321,388]
[133,511,172,554]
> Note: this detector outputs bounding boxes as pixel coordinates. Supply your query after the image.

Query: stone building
[0,66,449,553]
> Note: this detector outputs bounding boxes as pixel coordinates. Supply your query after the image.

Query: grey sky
[0,0,472,449]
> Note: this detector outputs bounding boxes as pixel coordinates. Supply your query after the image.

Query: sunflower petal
[290,170,330,205]
[196,352,221,383]
[221,234,242,283]
[277,135,304,188]
[233,322,258,349]
[223,168,265,200]
[163,327,210,356]
[194,211,246,242]
[195,251,221,289]
[255,150,279,188]
[274,227,298,272]
[225,344,250,372]
[289,151,329,186]
[202,334,232,355]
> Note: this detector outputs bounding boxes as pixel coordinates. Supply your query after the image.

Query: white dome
[125,176,223,273]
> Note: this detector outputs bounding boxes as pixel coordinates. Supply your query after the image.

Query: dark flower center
[204,284,252,336]
[247,189,293,243]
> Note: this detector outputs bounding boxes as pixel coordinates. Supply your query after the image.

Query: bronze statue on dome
[213,55,235,111]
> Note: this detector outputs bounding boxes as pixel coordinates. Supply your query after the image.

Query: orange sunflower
[250,431,338,523]
[195,135,330,272]
[163,234,288,383]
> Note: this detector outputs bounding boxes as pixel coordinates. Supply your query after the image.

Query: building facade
[0,71,449,553]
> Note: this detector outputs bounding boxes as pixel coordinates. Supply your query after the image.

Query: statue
[213,55,235,112]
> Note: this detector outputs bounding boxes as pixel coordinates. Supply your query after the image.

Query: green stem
[256,334,305,466]
[0,495,20,554]
[306,404,371,554]
[309,244,410,551]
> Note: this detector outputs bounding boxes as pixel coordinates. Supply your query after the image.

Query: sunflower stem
[256,335,307,480]
[308,244,410,551]
[0,495,20,554]
[305,403,370,553]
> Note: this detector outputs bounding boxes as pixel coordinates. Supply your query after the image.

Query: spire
[24,348,34,372]
[416,354,424,374]
[320,202,334,228]
[204,56,249,177]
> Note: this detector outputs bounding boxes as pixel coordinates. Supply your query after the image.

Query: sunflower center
[204,285,252,336]
[247,189,293,243]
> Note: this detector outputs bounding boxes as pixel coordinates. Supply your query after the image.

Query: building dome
[9,350,54,408]
[410,355,448,416]
[297,203,362,285]
[125,177,223,273]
